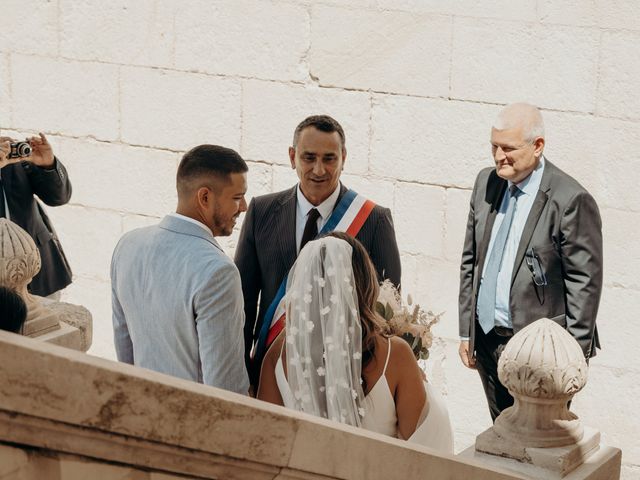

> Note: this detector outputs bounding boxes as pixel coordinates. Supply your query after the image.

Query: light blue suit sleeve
[111,245,133,364]
[195,261,250,395]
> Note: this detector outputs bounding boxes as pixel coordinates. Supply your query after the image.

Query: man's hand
[459,340,476,369]
[0,137,20,169]
[27,132,55,168]
[0,133,55,169]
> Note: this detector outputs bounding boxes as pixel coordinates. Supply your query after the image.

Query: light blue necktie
[477,185,522,334]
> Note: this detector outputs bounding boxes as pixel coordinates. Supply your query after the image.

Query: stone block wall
[1,0,638,477]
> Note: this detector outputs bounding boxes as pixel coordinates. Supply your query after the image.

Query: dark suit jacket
[235,183,401,379]
[458,159,602,358]
[1,158,73,296]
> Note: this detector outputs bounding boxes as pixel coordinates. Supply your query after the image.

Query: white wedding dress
[275,338,454,454]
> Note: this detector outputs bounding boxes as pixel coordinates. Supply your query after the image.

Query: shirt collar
[296,183,341,220]
[509,155,545,196]
[168,212,212,235]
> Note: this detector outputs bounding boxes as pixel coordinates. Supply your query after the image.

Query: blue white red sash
[252,189,376,364]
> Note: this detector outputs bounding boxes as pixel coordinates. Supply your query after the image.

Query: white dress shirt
[295,183,341,253]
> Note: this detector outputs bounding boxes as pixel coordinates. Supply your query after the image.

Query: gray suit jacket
[111,215,249,394]
[459,160,603,358]
[235,183,401,380]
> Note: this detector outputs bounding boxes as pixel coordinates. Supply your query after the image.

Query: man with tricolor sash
[235,115,401,388]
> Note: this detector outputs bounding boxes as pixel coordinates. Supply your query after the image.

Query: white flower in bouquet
[376,280,442,360]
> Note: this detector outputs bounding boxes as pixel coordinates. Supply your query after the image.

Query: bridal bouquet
[375,280,442,360]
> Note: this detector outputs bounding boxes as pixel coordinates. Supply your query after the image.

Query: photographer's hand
[0,137,20,169]
[27,133,55,168]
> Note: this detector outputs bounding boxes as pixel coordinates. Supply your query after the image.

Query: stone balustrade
[0,331,560,480]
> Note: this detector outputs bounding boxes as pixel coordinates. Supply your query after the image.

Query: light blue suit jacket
[111,215,249,394]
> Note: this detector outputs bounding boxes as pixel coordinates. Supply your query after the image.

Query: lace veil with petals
[284,236,366,427]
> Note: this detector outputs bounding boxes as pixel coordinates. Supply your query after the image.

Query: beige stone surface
[451,19,600,113]
[174,0,309,82]
[310,6,451,97]
[0,331,530,480]
[11,55,119,140]
[43,300,92,351]
[120,67,241,152]
[462,444,622,480]
[0,0,58,57]
[0,54,10,123]
[476,427,602,478]
[60,0,175,68]
[0,442,213,480]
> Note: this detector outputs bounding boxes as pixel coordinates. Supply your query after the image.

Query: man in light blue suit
[111,145,250,395]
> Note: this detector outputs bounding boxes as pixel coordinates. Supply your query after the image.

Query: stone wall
[0,1,638,477]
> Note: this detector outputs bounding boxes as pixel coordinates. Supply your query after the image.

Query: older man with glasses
[457,103,603,421]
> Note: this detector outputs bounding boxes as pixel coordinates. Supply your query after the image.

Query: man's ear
[196,186,212,209]
[289,146,296,169]
[534,137,545,158]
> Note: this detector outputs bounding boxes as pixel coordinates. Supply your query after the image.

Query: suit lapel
[276,186,298,268]
[1,166,14,213]
[510,162,552,286]
[476,174,507,276]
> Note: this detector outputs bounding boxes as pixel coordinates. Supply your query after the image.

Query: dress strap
[382,337,392,375]
[279,333,286,359]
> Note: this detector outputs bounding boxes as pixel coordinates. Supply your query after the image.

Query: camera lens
[17,143,32,157]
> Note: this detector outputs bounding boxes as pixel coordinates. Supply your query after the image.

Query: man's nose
[239,197,248,212]
[494,146,507,161]
[312,160,326,176]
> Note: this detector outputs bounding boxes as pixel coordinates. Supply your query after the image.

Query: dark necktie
[300,208,321,252]
[0,177,6,218]
[477,185,523,334]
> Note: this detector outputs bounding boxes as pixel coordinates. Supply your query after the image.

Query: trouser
[474,325,514,422]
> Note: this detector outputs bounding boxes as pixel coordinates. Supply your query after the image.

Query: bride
[257,232,453,453]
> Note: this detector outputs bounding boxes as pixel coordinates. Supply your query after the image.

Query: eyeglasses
[525,248,547,286]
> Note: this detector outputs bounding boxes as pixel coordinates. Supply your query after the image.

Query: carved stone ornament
[493,318,588,448]
[0,218,60,336]
[0,218,41,290]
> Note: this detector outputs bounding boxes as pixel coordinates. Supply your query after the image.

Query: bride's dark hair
[326,232,389,386]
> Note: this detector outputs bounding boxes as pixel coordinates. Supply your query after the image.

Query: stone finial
[0,219,60,336]
[0,218,42,295]
[493,318,588,448]
[0,219,92,351]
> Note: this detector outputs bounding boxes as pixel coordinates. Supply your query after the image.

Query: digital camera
[8,141,32,159]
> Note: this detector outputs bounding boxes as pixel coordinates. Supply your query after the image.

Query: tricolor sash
[252,189,375,364]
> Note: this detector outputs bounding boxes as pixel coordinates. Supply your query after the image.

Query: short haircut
[176,144,248,196]
[0,286,27,334]
[493,102,545,143]
[292,115,346,150]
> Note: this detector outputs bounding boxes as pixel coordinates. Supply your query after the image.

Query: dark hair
[326,232,388,389]
[177,144,248,196]
[292,115,346,150]
[0,286,27,334]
